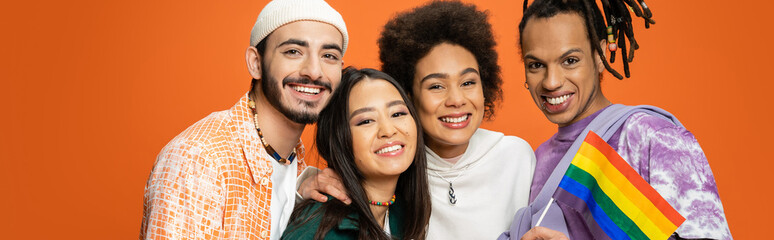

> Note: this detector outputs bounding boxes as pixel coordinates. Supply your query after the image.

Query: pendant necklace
[430,164,470,205]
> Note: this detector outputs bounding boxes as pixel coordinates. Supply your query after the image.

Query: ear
[596,39,607,74]
[245,46,262,79]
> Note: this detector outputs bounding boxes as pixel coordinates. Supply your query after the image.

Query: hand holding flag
[541,131,685,240]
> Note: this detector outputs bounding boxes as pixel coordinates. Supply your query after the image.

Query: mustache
[282,77,331,90]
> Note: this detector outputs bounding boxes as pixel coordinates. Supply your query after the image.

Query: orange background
[1,0,771,238]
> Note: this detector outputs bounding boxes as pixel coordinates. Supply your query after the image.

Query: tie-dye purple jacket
[530,106,732,239]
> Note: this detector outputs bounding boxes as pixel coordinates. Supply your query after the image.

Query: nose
[299,55,322,81]
[378,117,398,139]
[541,65,563,91]
[444,85,466,108]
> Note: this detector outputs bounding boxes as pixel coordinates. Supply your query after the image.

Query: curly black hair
[378,0,502,119]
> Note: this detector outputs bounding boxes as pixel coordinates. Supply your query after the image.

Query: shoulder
[166,110,235,152]
[618,111,729,238]
[477,128,534,154]
[476,128,536,169]
[501,135,533,152]
[148,110,237,188]
[156,111,235,165]
[624,111,681,131]
[296,200,326,219]
[621,111,698,144]
[617,110,706,163]
[283,201,358,240]
[282,202,326,240]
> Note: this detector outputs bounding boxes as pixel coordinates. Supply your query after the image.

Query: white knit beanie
[250,0,348,54]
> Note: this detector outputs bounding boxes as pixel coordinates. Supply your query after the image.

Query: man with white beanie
[140,0,348,239]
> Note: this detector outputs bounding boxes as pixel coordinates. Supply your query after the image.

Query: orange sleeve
[140,141,225,240]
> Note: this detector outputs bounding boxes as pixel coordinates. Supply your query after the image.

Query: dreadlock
[519,0,655,79]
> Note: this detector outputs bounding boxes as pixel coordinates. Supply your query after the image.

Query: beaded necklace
[369,194,396,206]
[248,95,297,165]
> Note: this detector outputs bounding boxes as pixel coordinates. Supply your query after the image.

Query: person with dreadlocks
[500,0,732,239]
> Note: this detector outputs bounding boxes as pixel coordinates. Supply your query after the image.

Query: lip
[438,112,471,129]
[374,141,406,157]
[286,83,328,101]
[541,92,574,114]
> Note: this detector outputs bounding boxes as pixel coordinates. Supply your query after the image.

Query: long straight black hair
[288,67,431,240]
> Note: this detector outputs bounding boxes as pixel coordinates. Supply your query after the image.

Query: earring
[524,82,529,89]
[607,26,618,52]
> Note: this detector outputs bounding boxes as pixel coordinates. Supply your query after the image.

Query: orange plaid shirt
[140,94,307,239]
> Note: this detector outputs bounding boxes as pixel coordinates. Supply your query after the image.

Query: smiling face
[412,43,484,158]
[521,13,610,127]
[349,78,418,180]
[258,21,344,124]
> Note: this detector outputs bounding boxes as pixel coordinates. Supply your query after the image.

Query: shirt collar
[334,200,402,235]
[228,93,273,184]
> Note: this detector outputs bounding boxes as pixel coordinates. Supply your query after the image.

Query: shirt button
[260,177,269,186]
[260,230,269,238]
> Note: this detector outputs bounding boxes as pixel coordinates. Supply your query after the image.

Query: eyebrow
[277,39,308,48]
[386,100,406,108]
[420,67,479,83]
[349,100,407,120]
[524,48,583,62]
[276,39,342,54]
[523,54,542,62]
[322,43,343,53]
[460,68,479,76]
[350,107,374,119]
[420,73,448,83]
[559,48,583,59]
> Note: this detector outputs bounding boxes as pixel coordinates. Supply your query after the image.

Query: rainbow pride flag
[553,131,685,240]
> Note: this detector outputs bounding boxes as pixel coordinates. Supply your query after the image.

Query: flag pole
[535,197,554,227]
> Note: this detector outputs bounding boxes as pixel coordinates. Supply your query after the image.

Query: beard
[260,67,331,124]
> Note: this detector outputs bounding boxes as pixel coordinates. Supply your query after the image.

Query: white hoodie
[426,128,536,240]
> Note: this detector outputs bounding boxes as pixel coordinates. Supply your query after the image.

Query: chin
[436,134,472,146]
[373,169,407,179]
[544,113,571,126]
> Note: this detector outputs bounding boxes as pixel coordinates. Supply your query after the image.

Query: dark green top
[281,197,405,240]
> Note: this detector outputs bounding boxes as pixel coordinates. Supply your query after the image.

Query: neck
[362,176,399,228]
[559,90,612,128]
[252,89,306,157]
[425,137,468,159]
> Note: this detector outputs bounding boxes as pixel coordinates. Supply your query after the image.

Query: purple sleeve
[616,113,732,239]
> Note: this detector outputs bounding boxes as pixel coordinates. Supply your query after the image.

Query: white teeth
[292,86,321,94]
[376,145,403,154]
[546,94,571,105]
[440,115,469,123]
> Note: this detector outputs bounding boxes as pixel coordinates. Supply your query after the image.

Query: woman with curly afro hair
[301,1,536,239]
[377,1,536,239]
